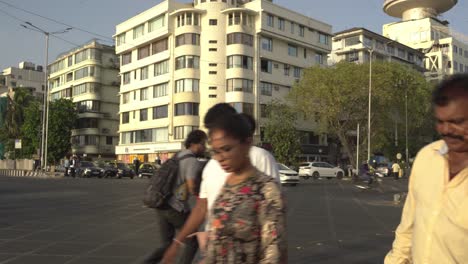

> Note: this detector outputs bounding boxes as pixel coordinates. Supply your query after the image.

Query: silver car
[277,163,299,186]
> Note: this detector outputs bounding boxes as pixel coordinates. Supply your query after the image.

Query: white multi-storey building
[114,0,332,163]
[382,0,468,82]
[330,28,425,71]
[48,40,120,158]
[0,61,44,98]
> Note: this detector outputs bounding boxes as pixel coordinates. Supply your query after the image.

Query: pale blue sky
[0,0,467,70]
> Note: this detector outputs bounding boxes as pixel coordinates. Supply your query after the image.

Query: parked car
[298,162,345,180]
[277,163,299,186]
[138,163,157,178]
[76,161,104,178]
[375,163,391,177]
[95,161,119,178]
[112,162,135,179]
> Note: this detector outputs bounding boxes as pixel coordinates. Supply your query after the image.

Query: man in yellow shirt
[385,74,468,264]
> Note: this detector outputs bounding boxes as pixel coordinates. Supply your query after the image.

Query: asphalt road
[0,175,408,264]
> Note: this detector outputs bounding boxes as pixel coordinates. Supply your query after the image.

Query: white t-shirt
[199,146,280,212]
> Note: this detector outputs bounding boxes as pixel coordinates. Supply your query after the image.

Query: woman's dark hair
[204,103,237,129]
[184,129,207,149]
[239,113,256,136]
[208,113,251,142]
[433,74,468,106]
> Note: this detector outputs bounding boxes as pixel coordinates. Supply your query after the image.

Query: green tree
[289,61,432,166]
[21,100,42,158]
[0,88,34,158]
[263,100,301,166]
[46,98,77,164]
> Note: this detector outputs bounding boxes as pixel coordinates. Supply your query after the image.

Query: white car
[298,162,344,180]
[277,163,299,186]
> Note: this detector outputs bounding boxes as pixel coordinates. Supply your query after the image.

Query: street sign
[14,139,22,149]
[396,153,402,160]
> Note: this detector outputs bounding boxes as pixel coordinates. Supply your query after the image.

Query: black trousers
[142,207,198,264]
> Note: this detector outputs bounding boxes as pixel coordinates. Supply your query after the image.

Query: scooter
[353,171,383,190]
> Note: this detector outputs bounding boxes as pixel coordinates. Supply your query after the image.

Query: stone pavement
[0,175,408,264]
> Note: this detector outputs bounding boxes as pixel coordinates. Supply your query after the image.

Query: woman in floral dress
[204,113,287,264]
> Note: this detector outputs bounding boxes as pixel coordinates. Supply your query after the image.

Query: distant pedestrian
[64,156,70,177]
[391,161,401,180]
[133,156,141,176]
[70,155,78,178]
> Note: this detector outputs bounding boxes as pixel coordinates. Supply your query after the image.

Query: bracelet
[173,238,185,247]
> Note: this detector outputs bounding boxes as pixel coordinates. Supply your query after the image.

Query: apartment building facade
[382,0,467,82]
[114,0,332,163]
[330,28,425,71]
[0,61,45,98]
[48,40,120,158]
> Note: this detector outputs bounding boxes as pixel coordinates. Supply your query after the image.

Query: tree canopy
[289,61,433,166]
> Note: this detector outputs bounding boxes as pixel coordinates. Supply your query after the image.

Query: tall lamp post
[359,42,374,162]
[21,22,71,170]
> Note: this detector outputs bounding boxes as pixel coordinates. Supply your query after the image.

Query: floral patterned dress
[204,170,286,264]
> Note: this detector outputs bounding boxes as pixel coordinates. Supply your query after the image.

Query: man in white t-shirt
[161,104,280,264]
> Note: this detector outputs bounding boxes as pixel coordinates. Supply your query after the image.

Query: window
[229,103,254,116]
[152,38,168,54]
[75,49,100,64]
[261,37,273,51]
[407,53,414,62]
[363,36,372,47]
[290,22,295,34]
[174,126,198,140]
[175,79,199,93]
[453,45,458,54]
[116,33,126,46]
[76,118,98,129]
[278,18,285,30]
[209,95,217,98]
[319,33,329,44]
[76,100,100,113]
[288,44,298,57]
[209,48,217,52]
[123,72,131,85]
[135,129,152,143]
[209,40,217,44]
[175,55,200,70]
[227,33,253,46]
[260,82,272,96]
[67,56,73,67]
[398,48,405,58]
[106,136,113,145]
[209,19,217,25]
[73,135,99,146]
[315,53,324,65]
[209,63,217,67]
[226,78,253,93]
[66,72,73,82]
[227,55,253,69]
[284,64,290,76]
[153,82,168,98]
[175,103,199,116]
[140,66,149,80]
[261,59,272,73]
[153,105,168,119]
[140,108,148,121]
[209,86,217,90]
[149,14,165,32]
[176,33,200,47]
[376,40,384,50]
[266,14,274,27]
[138,45,150,60]
[133,24,144,39]
[387,45,395,55]
[122,52,131,65]
[140,87,149,100]
[299,25,305,37]
[154,60,169,76]
[74,66,96,80]
[122,92,130,104]
[454,61,458,71]
[260,104,267,118]
[209,71,217,74]
[293,67,301,78]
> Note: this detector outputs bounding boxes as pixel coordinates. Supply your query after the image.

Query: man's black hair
[433,74,468,106]
[239,113,256,136]
[208,113,251,142]
[204,103,237,129]
[184,129,207,149]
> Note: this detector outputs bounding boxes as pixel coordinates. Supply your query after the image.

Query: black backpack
[142,153,194,209]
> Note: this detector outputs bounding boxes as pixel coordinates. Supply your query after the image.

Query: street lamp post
[21,22,71,171]
[358,40,373,162]
[405,85,409,165]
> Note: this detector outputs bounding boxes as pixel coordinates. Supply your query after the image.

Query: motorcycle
[353,171,383,190]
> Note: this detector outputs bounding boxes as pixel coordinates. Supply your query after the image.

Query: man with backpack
[143,129,207,264]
